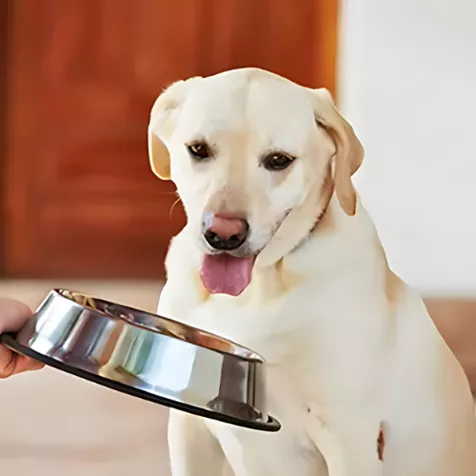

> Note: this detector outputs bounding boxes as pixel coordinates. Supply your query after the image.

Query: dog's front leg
[307,414,384,476]
[168,409,226,476]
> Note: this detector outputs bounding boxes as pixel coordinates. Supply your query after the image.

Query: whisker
[169,196,183,220]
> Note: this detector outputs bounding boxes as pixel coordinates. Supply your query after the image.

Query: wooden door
[2,0,338,279]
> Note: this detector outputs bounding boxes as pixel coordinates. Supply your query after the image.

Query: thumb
[0,298,33,335]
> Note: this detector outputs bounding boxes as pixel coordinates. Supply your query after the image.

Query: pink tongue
[200,254,254,296]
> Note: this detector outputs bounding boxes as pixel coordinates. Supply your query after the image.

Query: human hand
[0,298,44,378]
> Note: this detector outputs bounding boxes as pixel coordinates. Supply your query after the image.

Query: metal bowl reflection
[0,289,280,432]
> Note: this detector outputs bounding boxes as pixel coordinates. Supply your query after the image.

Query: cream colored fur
[149,68,476,476]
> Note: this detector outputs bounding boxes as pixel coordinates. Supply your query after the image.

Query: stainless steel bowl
[0,289,280,432]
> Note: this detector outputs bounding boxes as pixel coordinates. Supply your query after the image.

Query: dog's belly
[206,365,328,476]
[207,420,327,476]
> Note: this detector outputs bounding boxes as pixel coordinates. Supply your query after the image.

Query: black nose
[203,215,249,251]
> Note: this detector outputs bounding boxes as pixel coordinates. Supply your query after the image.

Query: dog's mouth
[200,253,256,297]
[199,208,295,297]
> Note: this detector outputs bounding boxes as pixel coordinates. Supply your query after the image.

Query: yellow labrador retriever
[148,68,476,476]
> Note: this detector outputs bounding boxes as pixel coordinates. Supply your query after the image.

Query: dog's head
[148,68,363,296]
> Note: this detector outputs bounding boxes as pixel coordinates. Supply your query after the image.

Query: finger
[0,349,44,379]
[0,298,33,334]
[11,355,44,375]
[0,299,40,378]
[0,345,16,378]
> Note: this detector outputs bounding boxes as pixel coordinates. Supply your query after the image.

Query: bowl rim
[0,333,281,432]
[53,288,265,363]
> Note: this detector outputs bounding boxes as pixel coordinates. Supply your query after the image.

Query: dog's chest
[205,358,328,476]
[182,297,328,464]
[159,278,384,475]
[180,291,310,365]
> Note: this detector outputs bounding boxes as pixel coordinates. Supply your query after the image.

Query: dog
[148,68,476,476]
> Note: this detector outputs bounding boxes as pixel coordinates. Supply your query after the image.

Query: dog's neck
[246,193,387,304]
[254,174,335,271]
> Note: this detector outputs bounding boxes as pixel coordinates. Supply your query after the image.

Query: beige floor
[1,281,475,475]
[0,280,172,476]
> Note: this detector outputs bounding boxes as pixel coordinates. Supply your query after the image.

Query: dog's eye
[186,142,212,161]
[262,152,295,171]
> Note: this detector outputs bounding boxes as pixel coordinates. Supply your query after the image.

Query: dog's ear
[148,78,200,180]
[310,88,364,216]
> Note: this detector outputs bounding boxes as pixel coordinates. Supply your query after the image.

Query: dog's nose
[203,213,249,251]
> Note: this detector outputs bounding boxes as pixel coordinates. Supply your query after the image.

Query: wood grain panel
[4,0,193,278]
[201,0,337,92]
[0,1,9,275]
[36,125,161,197]
[2,0,339,278]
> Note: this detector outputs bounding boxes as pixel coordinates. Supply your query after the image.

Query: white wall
[338,0,476,296]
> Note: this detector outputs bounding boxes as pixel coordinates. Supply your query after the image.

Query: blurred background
[0,0,475,474]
